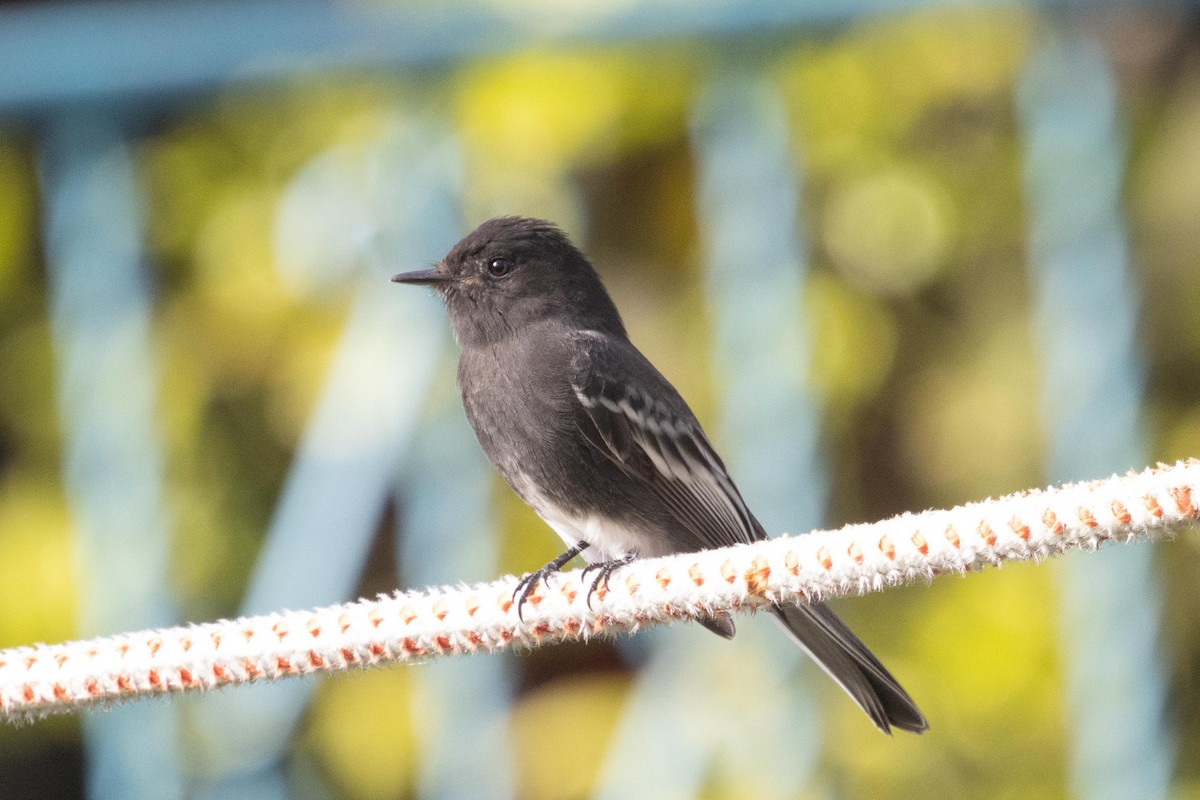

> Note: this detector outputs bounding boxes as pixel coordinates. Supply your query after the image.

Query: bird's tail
[770,602,928,735]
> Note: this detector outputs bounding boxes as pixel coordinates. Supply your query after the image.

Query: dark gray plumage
[392,216,927,734]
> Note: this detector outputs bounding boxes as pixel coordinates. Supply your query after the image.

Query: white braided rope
[2,459,1197,724]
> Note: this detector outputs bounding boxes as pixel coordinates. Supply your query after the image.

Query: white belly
[513,473,643,562]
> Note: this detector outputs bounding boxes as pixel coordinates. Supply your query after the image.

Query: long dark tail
[770,602,928,734]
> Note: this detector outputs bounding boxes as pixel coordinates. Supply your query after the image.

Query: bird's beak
[391,267,452,286]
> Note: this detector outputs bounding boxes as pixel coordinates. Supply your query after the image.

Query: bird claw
[512,541,590,622]
[581,554,635,609]
[512,566,558,621]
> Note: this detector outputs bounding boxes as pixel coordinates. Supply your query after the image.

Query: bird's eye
[487,258,512,278]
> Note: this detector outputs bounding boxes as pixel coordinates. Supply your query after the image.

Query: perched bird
[393,216,927,734]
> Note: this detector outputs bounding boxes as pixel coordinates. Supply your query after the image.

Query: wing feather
[572,339,763,551]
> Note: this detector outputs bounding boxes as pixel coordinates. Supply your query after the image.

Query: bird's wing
[571,337,764,550]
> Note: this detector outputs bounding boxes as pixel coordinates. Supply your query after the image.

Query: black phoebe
[393,216,927,734]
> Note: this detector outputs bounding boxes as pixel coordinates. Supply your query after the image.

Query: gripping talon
[512,568,552,621]
[512,540,589,621]
[582,553,635,608]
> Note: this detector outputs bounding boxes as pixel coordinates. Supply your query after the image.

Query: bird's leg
[513,540,589,621]
[581,552,636,608]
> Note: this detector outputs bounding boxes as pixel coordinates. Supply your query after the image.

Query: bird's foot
[513,541,589,621]
[582,553,636,608]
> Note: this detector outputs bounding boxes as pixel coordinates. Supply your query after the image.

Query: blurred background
[2,1,1200,798]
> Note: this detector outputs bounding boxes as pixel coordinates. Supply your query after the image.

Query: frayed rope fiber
[2,459,1198,723]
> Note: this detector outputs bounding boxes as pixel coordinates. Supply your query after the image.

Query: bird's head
[392,216,625,348]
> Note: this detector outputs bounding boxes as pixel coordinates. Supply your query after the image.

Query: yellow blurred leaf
[306,670,416,800]
[510,675,630,800]
[0,473,77,649]
[0,143,34,296]
[805,272,898,406]
[821,166,955,295]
